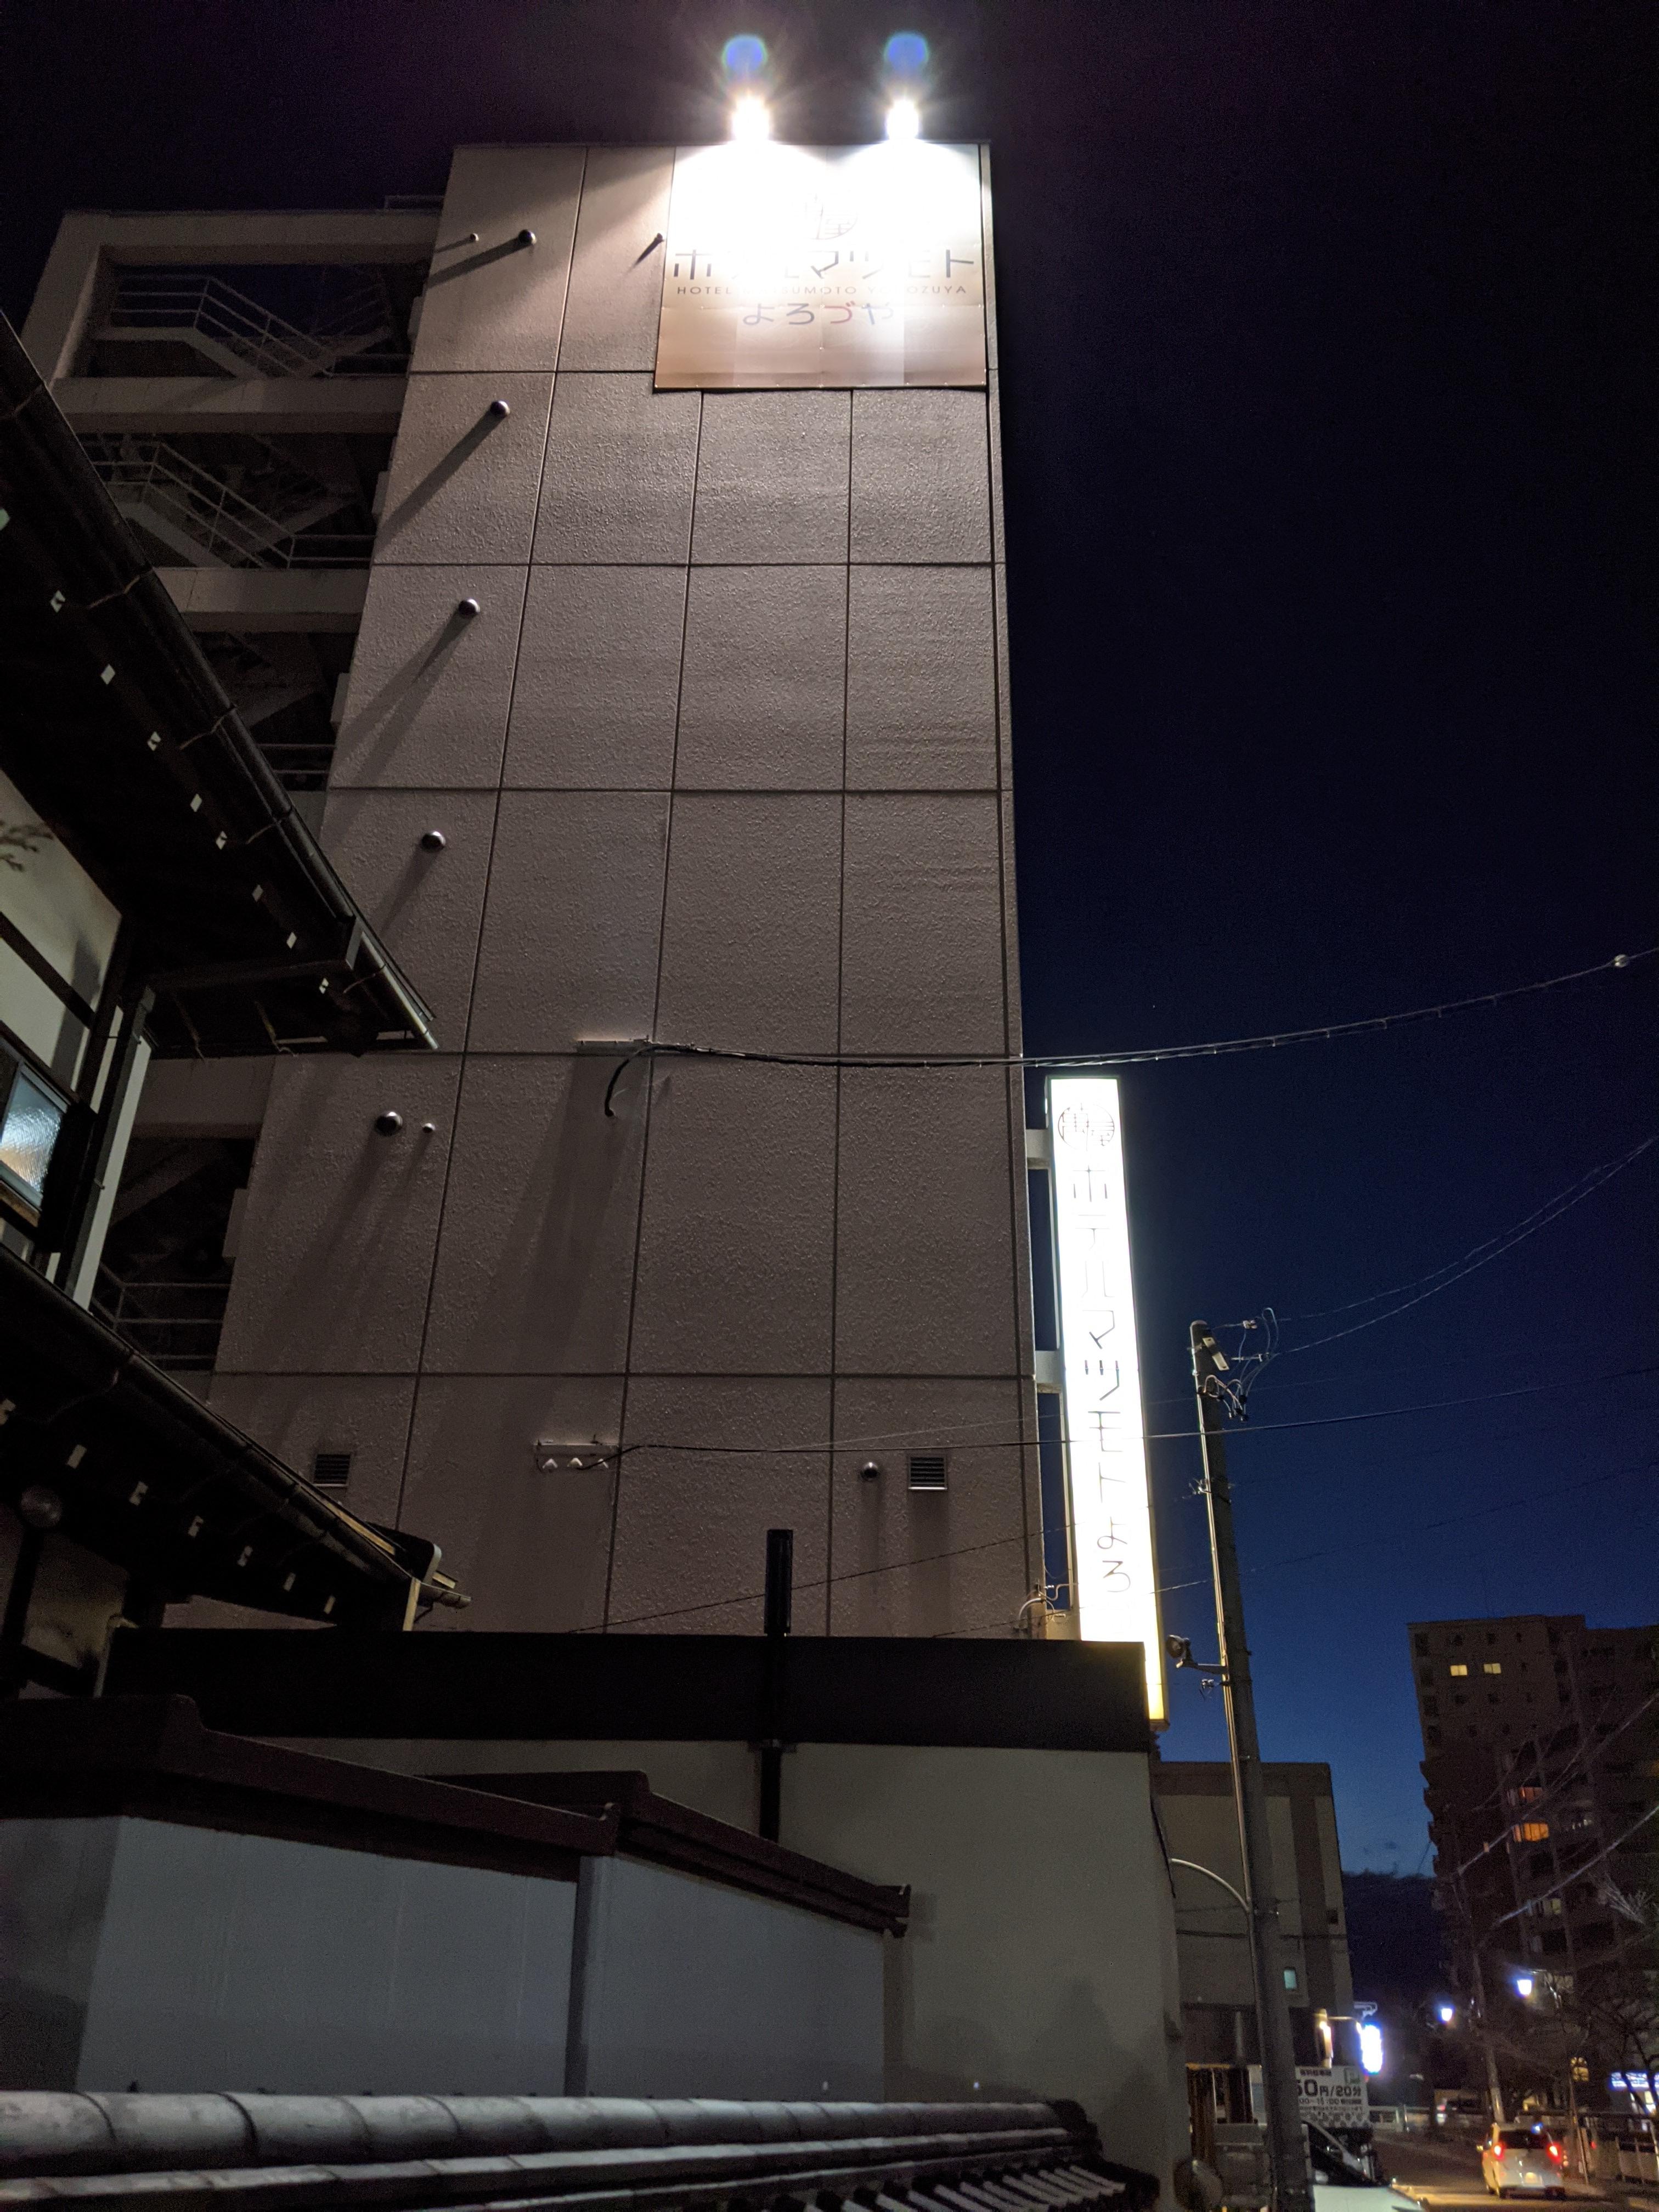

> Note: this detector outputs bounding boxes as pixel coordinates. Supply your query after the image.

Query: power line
[1278,1133,1658,1355]
[1446,1684,1659,1884]
[610,1363,1657,1466]
[600,1449,1657,1638]
[603,945,1655,1110]
[1483,1799,1659,1935]
[1151,1456,1657,1600]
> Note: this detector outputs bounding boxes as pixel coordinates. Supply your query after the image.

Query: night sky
[5,1,1652,1877]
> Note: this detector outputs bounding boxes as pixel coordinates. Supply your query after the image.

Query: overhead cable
[1279,1133,1658,1356]
[603,945,1654,1110]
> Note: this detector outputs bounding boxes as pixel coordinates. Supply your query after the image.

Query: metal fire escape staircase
[93,270,397,380]
[80,435,364,567]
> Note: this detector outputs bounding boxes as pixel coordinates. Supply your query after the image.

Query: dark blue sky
[5,0,1652,1870]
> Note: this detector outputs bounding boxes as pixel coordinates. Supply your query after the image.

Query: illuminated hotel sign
[656,141,987,390]
[1048,1075,1166,1724]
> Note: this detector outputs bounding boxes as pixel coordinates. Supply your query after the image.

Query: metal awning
[0,315,433,1057]
[0,1239,462,1633]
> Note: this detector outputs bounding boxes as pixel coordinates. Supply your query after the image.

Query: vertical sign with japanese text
[656,140,987,390]
[1048,1075,1166,1724]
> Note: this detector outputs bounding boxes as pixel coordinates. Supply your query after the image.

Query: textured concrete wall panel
[398,1375,626,1632]
[505,565,687,788]
[845,566,997,789]
[558,148,676,373]
[828,1378,1032,1638]
[466,790,670,1052]
[376,371,554,565]
[534,373,699,564]
[332,565,528,788]
[691,391,851,566]
[675,566,847,790]
[414,146,584,373]
[421,1054,645,1377]
[215,1057,460,1375]
[318,789,496,1042]
[839,794,1007,1054]
[206,1374,418,1530]
[834,1068,1019,1377]
[630,1063,837,1376]
[850,389,992,564]
[604,1376,833,1634]
[654,793,842,1054]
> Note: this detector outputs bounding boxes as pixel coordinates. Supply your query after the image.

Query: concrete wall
[0,1807,881,2100]
[0,1814,574,2091]
[201,143,1037,1641]
[572,1853,882,2098]
[305,1732,1187,2187]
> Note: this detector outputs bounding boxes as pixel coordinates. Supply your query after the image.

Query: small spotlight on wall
[1437,2002,1456,2025]
[1514,1974,1535,2000]
[886,95,921,140]
[731,92,770,142]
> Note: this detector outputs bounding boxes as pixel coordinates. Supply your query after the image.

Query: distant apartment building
[1409,1613,1659,2000]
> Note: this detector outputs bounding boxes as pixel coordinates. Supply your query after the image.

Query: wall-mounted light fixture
[731,92,770,142]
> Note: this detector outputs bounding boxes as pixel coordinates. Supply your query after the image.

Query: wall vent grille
[907,1452,948,1492]
[312,1450,352,1491]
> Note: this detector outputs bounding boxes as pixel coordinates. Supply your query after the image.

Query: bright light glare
[887,96,921,140]
[884,31,929,73]
[1515,1974,1536,1999]
[1437,2003,1456,2025]
[1358,2022,1385,2075]
[730,94,770,142]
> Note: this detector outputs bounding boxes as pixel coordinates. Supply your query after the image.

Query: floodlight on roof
[731,92,770,141]
[887,95,921,140]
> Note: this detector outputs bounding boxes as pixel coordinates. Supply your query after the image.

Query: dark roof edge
[447,1769,911,1935]
[0,314,435,1053]
[0,1238,435,1604]
[0,1695,613,1874]
[0,1701,907,1931]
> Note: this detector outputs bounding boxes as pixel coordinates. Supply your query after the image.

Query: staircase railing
[101,270,398,378]
[82,435,371,568]
[92,1271,232,1373]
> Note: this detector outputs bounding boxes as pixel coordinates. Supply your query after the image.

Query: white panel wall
[571,1855,882,2098]
[1,1816,575,2094]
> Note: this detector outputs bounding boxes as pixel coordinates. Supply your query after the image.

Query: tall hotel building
[21,143,1041,1641]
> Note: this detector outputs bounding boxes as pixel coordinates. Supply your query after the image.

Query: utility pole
[1443,1816,1505,2123]
[1190,1323,1314,2212]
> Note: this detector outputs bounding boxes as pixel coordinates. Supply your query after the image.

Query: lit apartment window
[1483,1661,1502,1674]
[1450,1663,1469,1677]
[1514,1821,1550,1843]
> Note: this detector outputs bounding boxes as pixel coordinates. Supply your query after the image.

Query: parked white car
[1307,2124,1420,2212]
[1480,2124,1566,2197]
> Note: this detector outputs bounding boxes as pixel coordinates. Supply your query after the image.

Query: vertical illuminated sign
[1048,1075,1166,1724]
